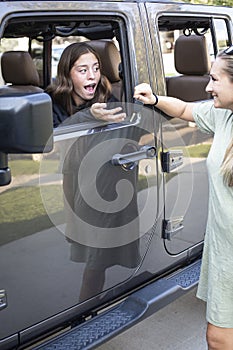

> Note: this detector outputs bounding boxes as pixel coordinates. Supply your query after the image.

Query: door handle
[112,145,156,170]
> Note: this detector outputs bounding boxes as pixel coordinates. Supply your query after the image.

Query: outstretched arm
[134,83,195,122]
[90,103,126,122]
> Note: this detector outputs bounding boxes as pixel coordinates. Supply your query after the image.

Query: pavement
[98,287,208,350]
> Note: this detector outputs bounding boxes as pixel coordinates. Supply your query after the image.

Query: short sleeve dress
[62,124,143,270]
[192,100,233,328]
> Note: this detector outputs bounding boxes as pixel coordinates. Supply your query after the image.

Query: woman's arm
[134,83,195,122]
[90,103,126,122]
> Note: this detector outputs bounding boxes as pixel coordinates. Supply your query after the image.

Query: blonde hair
[221,138,233,187]
[217,51,233,187]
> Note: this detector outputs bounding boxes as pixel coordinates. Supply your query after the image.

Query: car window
[159,16,230,78]
[0,17,128,108]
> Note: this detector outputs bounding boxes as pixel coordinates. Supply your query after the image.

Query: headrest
[1,51,40,86]
[86,40,121,83]
[174,35,211,75]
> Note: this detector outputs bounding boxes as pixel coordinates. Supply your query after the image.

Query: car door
[146,3,233,255]
[0,5,159,348]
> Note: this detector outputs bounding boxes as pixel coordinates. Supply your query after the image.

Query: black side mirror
[0,93,53,186]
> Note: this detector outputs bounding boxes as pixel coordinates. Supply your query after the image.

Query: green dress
[193,101,233,328]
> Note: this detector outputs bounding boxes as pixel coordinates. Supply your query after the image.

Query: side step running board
[34,259,201,350]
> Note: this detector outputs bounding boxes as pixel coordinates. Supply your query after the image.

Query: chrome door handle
[112,145,156,169]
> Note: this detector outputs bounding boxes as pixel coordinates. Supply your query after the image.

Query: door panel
[161,119,210,254]
[150,11,231,255]
[0,104,158,340]
[0,5,159,341]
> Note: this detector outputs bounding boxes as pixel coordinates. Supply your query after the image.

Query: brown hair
[216,51,233,187]
[46,42,112,115]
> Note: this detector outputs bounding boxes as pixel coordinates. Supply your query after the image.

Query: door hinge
[0,290,7,310]
[161,150,183,173]
[162,217,184,240]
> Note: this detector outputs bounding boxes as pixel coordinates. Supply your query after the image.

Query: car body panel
[0,1,233,349]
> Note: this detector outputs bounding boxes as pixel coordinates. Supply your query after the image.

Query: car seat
[166,35,212,101]
[0,50,43,95]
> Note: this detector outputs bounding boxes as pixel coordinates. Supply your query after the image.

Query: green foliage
[9,159,40,175]
[9,159,58,176]
[169,143,211,158]
[186,143,211,158]
[0,185,64,245]
[182,0,233,6]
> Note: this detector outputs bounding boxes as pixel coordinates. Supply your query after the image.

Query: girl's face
[206,57,233,111]
[70,51,101,105]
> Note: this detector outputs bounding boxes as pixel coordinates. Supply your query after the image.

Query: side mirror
[0,93,53,186]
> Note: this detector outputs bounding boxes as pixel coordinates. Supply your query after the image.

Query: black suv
[0,1,232,349]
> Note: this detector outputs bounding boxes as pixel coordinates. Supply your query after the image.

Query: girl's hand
[133,83,156,105]
[90,103,126,122]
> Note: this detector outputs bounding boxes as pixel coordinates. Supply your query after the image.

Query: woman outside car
[134,47,233,350]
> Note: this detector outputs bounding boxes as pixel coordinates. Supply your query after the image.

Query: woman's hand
[134,83,195,122]
[90,103,126,122]
[133,83,157,105]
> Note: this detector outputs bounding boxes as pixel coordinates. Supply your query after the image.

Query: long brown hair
[46,42,112,115]
[216,50,233,187]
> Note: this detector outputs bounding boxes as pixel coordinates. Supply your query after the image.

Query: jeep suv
[0,1,232,349]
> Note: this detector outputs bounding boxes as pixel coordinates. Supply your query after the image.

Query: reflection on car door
[0,104,158,341]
